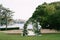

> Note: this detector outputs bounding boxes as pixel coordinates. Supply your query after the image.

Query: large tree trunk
[5,12,7,30]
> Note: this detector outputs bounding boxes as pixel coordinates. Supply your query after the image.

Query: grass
[0,32,60,40]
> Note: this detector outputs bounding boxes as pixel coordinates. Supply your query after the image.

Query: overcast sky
[0,0,60,20]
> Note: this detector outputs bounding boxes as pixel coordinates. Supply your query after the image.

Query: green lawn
[0,32,60,40]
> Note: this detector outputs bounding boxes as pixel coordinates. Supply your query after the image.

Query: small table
[28,30,36,36]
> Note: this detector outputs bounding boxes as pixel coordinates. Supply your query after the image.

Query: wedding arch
[23,18,41,36]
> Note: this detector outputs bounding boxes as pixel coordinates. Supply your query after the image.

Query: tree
[0,4,14,30]
[23,2,60,36]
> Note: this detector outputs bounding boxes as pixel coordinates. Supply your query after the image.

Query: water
[0,23,33,29]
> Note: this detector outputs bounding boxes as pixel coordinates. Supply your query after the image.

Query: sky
[0,0,60,20]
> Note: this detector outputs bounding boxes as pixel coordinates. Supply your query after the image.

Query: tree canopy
[0,4,14,26]
[31,2,60,30]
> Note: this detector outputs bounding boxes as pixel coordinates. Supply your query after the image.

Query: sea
[0,23,33,29]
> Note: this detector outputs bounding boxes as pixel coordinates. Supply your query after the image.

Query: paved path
[0,29,60,34]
